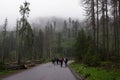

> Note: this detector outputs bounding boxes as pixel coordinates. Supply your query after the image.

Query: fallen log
[7,65,27,70]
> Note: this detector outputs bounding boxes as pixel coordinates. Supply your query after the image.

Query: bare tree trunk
[102,0,106,51]
[16,20,20,64]
[96,0,99,50]
[113,1,118,54]
[119,0,120,54]
[91,0,96,47]
[116,1,119,55]
[105,0,109,58]
[2,18,7,64]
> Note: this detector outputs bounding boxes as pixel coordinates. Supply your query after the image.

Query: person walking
[60,58,64,67]
[52,58,56,65]
[56,58,59,65]
[64,58,68,67]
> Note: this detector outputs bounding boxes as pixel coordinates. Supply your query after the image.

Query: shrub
[83,53,100,66]
[0,62,6,71]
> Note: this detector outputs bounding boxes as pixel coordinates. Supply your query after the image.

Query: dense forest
[0,1,82,68]
[0,0,120,74]
[73,0,120,67]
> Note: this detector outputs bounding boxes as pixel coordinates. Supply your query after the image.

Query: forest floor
[1,62,77,80]
[0,70,24,80]
[70,62,120,80]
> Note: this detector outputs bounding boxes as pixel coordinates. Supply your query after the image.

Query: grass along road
[70,62,120,80]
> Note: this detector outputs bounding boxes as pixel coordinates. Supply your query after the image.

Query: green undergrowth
[70,62,120,80]
[0,70,16,76]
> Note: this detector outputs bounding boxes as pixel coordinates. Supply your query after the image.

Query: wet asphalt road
[2,62,76,80]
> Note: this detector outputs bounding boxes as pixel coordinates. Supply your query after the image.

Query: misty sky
[0,0,85,29]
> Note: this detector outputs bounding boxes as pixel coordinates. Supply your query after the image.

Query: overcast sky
[0,0,85,29]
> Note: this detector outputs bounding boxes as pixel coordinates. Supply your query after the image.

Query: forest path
[2,62,76,80]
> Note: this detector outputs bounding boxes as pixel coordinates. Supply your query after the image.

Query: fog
[0,0,85,30]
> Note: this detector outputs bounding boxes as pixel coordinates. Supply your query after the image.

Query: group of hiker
[52,57,68,67]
